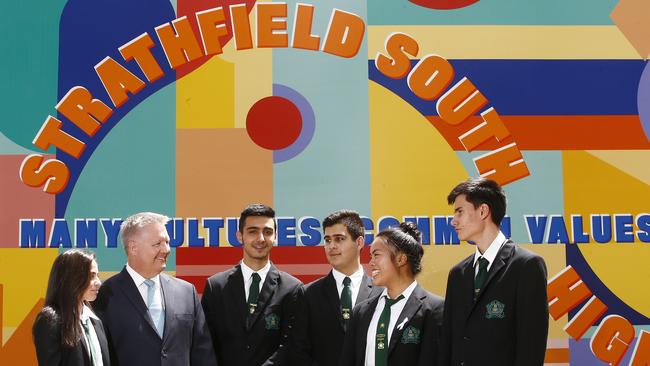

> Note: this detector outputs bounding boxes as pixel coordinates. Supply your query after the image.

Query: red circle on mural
[246,96,302,150]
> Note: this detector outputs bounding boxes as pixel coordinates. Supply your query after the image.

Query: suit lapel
[90,317,110,365]
[358,296,381,355]
[323,271,344,330]
[79,330,92,365]
[475,241,514,304]
[225,265,248,329]
[387,285,424,356]
[356,274,374,303]
[160,273,173,341]
[247,263,280,330]
[114,268,158,334]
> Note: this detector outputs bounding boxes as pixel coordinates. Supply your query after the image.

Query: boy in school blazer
[201,204,303,366]
[440,178,548,366]
[291,210,383,366]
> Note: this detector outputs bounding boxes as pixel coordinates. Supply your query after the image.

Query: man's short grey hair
[120,212,170,252]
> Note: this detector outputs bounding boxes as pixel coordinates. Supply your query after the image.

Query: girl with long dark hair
[32,249,110,366]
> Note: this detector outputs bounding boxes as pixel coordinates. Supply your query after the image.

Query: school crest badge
[486,300,505,319]
[400,325,421,344]
[265,313,280,330]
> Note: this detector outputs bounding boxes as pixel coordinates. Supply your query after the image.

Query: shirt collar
[81,304,100,322]
[332,266,364,287]
[240,260,271,282]
[379,280,418,302]
[473,231,507,267]
[125,263,160,287]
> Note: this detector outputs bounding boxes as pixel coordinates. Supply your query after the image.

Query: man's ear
[236,230,243,244]
[480,203,491,221]
[355,235,365,250]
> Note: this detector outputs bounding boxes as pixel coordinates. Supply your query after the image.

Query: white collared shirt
[80,305,104,366]
[332,266,365,308]
[241,260,271,300]
[473,231,507,276]
[364,280,418,366]
[125,263,163,309]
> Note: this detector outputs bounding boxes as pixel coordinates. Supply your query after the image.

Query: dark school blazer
[201,262,303,366]
[339,284,444,366]
[33,307,111,366]
[439,241,549,366]
[290,271,383,366]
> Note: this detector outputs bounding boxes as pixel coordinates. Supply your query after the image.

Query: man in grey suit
[94,212,217,366]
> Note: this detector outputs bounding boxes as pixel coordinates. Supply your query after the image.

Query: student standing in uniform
[340,222,444,366]
[439,178,548,366]
[291,210,383,366]
[33,249,110,366]
[201,203,303,366]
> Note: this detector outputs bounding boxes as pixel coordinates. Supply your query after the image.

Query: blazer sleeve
[418,302,443,366]
[33,313,63,366]
[438,270,455,366]
[191,284,219,366]
[200,278,220,359]
[288,285,316,366]
[514,255,549,366]
[263,284,304,366]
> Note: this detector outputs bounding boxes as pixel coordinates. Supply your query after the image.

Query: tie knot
[478,256,489,270]
[343,276,351,287]
[251,272,261,283]
[144,279,155,288]
[384,294,404,307]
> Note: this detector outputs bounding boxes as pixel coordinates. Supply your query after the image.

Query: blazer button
[246,345,251,350]
[463,336,470,341]
[460,362,465,366]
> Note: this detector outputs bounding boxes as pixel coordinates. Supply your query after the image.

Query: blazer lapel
[387,285,424,356]
[247,263,280,330]
[90,317,110,365]
[358,296,381,355]
[78,330,92,365]
[323,271,344,330]
[160,273,174,341]
[475,241,514,304]
[114,268,158,335]
[356,274,374,303]
[225,265,248,329]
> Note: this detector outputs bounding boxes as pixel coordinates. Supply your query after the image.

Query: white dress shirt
[241,260,271,300]
[332,266,365,308]
[80,305,104,366]
[125,263,164,310]
[473,231,507,276]
[364,280,418,366]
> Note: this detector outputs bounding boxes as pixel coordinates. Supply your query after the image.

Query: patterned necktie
[375,294,404,366]
[474,256,489,300]
[340,276,352,331]
[81,319,99,366]
[247,273,261,314]
[144,279,165,336]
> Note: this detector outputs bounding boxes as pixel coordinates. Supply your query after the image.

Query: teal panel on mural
[64,84,176,270]
[369,0,618,25]
[455,151,564,244]
[0,132,39,155]
[0,1,67,151]
[273,1,372,225]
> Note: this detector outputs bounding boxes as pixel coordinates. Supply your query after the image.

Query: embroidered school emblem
[265,313,280,330]
[486,300,505,319]
[400,325,421,344]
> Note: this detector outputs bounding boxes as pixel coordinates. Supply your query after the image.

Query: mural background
[1,0,649,364]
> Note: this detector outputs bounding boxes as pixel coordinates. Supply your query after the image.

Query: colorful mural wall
[1,0,649,364]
